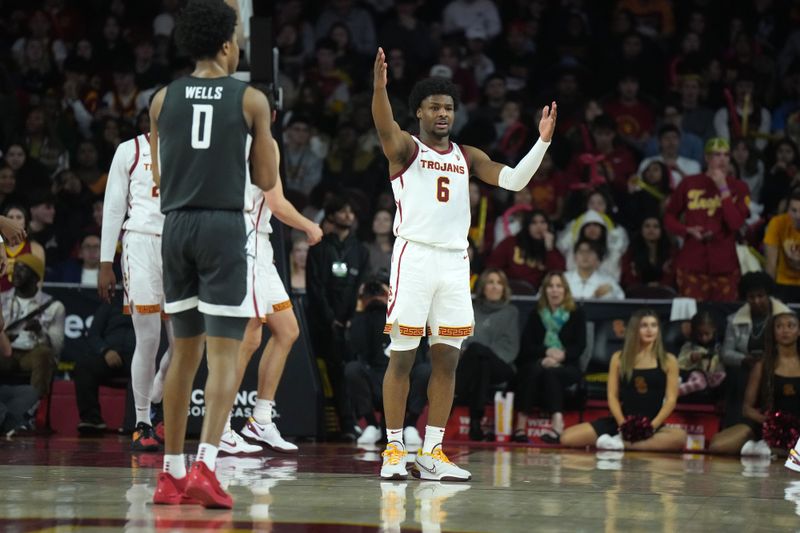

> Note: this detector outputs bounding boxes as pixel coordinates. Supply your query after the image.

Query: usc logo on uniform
[635,376,648,394]
[784,383,797,397]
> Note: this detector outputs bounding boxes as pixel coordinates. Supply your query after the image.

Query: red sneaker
[154,421,165,444]
[184,462,233,509]
[153,472,200,505]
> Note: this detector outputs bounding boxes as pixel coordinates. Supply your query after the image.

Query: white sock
[423,425,445,454]
[131,313,162,426]
[253,399,274,425]
[223,413,232,434]
[197,442,218,471]
[163,454,186,479]
[386,428,404,447]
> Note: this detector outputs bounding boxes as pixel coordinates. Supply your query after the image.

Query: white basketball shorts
[255,232,292,321]
[122,231,163,315]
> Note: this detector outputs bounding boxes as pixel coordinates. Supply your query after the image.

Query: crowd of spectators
[1,0,800,443]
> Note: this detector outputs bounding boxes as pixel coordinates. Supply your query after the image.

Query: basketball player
[99,131,174,452]
[150,0,278,509]
[372,47,556,480]
[220,96,323,455]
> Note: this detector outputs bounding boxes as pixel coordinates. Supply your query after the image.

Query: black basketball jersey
[158,75,250,212]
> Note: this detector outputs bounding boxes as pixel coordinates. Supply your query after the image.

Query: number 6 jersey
[390,136,471,250]
[157,76,251,212]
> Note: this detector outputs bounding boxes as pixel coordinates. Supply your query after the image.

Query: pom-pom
[762,410,800,451]
[620,415,654,443]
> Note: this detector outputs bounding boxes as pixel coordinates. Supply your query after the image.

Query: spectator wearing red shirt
[487,211,565,292]
[527,152,566,221]
[620,216,676,291]
[664,138,750,301]
[604,72,655,152]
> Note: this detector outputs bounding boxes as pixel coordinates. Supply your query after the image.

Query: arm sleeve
[720,182,749,232]
[101,142,131,262]
[663,182,688,237]
[498,139,551,191]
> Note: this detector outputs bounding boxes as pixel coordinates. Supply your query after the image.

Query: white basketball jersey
[244,135,274,235]
[390,136,471,250]
[114,135,164,235]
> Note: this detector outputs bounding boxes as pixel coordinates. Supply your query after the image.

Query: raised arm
[148,87,166,187]
[371,47,414,169]
[245,86,279,192]
[265,140,323,245]
[466,102,556,189]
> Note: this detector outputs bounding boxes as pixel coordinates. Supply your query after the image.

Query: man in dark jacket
[73,293,136,434]
[345,280,430,447]
[306,194,369,439]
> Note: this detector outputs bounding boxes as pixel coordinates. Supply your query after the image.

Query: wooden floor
[0,436,798,532]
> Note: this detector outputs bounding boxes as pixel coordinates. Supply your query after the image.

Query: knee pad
[430,335,465,350]
[389,331,422,352]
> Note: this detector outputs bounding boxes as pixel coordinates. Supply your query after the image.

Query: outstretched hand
[373,47,388,90]
[539,101,557,142]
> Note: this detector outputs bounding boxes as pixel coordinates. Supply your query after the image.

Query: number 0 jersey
[390,136,471,250]
[157,76,251,212]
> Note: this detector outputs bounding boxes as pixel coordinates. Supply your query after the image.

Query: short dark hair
[738,271,774,300]
[408,77,460,114]
[324,194,351,217]
[574,238,605,261]
[658,124,681,139]
[175,0,237,61]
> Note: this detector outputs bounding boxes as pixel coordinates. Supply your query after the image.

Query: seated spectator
[346,281,429,448]
[710,312,800,455]
[678,311,726,397]
[604,71,656,153]
[721,272,791,428]
[73,293,135,434]
[48,233,100,286]
[0,301,38,436]
[456,269,519,441]
[364,209,393,284]
[487,210,565,293]
[664,138,749,302]
[0,165,20,214]
[624,160,672,227]
[560,310,686,451]
[765,190,800,303]
[643,103,704,163]
[513,272,586,443]
[0,204,46,293]
[492,187,533,248]
[283,115,323,197]
[637,124,702,188]
[565,240,625,300]
[2,143,49,198]
[713,73,771,152]
[731,138,765,204]
[0,254,65,398]
[527,152,566,221]
[620,217,676,292]
[558,200,629,281]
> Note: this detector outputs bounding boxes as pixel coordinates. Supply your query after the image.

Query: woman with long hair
[709,312,800,456]
[487,210,565,292]
[513,271,586,442]
[620,216,676,291]
[364,208,394,283]
[0,203,45,292]
[456,269,519,441]
[560,310,686,451]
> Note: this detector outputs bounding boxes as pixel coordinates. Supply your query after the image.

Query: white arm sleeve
[101,142,132,262]
[498,138,551,191]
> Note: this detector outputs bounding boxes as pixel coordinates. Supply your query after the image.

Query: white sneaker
[596,433,624,451]
[740,439,757,456]
[380,442,409,480]
[595,451,624,471]
[240,417,299,453]
[357,425,382,446]
[219,429,263,455]
[403,426,422,449]
[413,446,471,481]
[414,481,471,529]
[786,448,800,473]
[752,439,772,457]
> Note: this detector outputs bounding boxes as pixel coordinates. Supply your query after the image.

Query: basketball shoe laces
[381,444,407,465]
[420,447,453,464]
